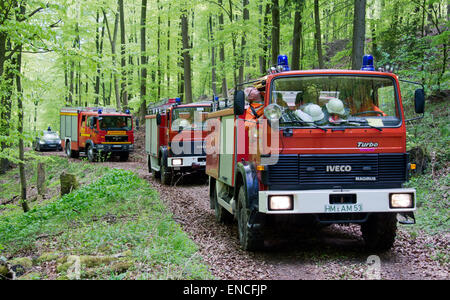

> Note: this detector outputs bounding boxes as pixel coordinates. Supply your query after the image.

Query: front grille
[170,141,206,157]
[105,135,128,143]
[265,154,407,190]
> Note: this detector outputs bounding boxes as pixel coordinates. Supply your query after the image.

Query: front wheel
[160,157,172,185]
[361,213,397,252]
[237,186,264,251]
[87,145,97,162]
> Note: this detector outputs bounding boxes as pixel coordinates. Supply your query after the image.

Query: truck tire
[119,152,129,162]
[237,186,264,251]
[361,213,397,252]
[212,181,233,224]
[160,157,172,185]
[87,144,97,162]
[65,142,79,159]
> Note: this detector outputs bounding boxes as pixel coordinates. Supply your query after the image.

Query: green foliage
[0,166,212,279]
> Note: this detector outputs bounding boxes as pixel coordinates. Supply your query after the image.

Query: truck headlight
[264,104,283,122]
[390,193,414,208]
[268,195,293,211]
[172,158,183,166]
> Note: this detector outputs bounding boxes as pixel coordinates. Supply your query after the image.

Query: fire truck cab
[145,98,212,185]
[206,55,425,251]
[60,107,134,162]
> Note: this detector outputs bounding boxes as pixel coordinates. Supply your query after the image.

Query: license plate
[324,204,363,213]
[112,145,122,148]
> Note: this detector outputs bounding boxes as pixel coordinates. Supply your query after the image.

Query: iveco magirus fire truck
[145,98,212,185]
[206,55,425,251]
[60,107,134,162]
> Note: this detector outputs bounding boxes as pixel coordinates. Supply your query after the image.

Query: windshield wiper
[345,118,383,131]
[281,120,328,132]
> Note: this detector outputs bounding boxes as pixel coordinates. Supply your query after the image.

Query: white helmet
[304,104,324,121]
[295,109,313,122]
[326,98,346,115]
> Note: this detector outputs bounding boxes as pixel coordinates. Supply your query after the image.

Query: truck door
[79,115,88,148]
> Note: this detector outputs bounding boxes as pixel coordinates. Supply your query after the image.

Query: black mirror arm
[405,113,425,123]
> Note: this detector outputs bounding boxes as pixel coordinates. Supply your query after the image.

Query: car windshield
[43,132,59,140]
[99,116,132,130]
[171,106,212,131]
[270,75,401,128]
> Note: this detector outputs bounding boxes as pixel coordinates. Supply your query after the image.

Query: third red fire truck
[206,55,425,251]
[60,107,134,162]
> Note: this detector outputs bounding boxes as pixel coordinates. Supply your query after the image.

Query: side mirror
[414,89,425,114]
[234,90,245,116]
[156,113,162,125]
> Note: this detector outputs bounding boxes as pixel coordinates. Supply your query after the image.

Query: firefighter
[244,87,264,120]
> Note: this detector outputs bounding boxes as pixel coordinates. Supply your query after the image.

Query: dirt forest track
[40,146,449,280]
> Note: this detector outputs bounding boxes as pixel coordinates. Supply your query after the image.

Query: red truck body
[145,98,212,184]
[206,66,425,251]
[60,107,134,162]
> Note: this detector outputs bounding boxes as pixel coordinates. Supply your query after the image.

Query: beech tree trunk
[181,10,193,103]
[271,0,280,66]
[314,0,324,69]
[351,0,366,70]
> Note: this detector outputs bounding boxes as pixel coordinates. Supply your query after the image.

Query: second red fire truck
[145,98,212,184]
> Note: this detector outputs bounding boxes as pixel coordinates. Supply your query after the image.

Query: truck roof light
[361,54,375,71]
[277,55,290,71]
[176,97,182,104]
[125,109,130,114]
[98,109,103,114]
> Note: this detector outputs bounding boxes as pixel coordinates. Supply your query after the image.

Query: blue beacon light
[277,55,290,71]
[361,54,375,71]
[175,97,182,104]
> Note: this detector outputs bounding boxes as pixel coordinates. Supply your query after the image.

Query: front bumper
[95,143,134,152]
[168,156,206,168]
[258,188,416,214]
[39,143,62,150]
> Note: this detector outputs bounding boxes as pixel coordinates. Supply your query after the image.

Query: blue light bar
[175,97,182,104]
[98,109,103,114]
[361,54,375,71]
[277,55,290,71]
[125,109,130,114]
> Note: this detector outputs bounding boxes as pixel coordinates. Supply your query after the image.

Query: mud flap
[397,212,416,225]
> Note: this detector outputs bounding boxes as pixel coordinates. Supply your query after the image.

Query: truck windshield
[270,75,401,128]
[171,106,212,131]
[99,116,132,131]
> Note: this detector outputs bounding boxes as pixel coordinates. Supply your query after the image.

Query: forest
[0,0,448,281]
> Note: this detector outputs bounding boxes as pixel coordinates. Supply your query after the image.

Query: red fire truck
[206,55,425,251]
[145,98,212,185]
[60,107,134,162]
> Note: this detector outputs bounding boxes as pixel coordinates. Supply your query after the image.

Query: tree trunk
[181,10,193,103]
[139,0,148,121]
[104,9,121,109]
[238,0,249,86]
[209,16,217,96]
[314,0,324,69]
[15,4,29,213]
[271,0,280,66]
[37,162,47,196]
[218,0,228,99]
[291,1,304,71]
[351,0,366,70]
[119,0,128,108]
